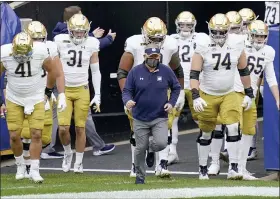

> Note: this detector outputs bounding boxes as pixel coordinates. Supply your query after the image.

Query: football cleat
[208,162,220,176]
[30,168,44,183]
[242,169,258,181]
[227,163,243,180]
[167,153,179,165]
[62,152,73,172]
[15,163,25,180]
[155,160,170,178]
[74,163,83,173]
[199,165,209,180]
[247,147,258,160]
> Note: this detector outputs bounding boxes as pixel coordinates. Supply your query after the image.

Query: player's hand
[90,94,101,113]
[93,27,105,38]
[164,103,173,113]
[259,86,264,98]
[126,100,136,110]
[193,97,207,112]
[44,99,51,111]
[0,104,7,118]
[107,29,116,41]
[51,93,57,104]
[174,90,185,111]
[242,96,253,111]
[57,93,67,112]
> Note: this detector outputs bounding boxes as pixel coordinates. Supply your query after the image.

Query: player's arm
[190,53,202,91]
[0,62,6,78]
[264,61,279,109]
[90,52,101,96]
[117,52,134,91]
[237,50,254,98]
[53,56,65,93]
[168,51,184,88]
[43,57,57,98]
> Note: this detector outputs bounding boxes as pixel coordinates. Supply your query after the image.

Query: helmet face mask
[175,11,196,38]
[142,17,167,47]
[209,29,229,45]
[208,14,230,46]
[247,20,268,50]
[250,34,267,50]
[68,14,90,45]
[229,26,242,34]
[12,32,33,64]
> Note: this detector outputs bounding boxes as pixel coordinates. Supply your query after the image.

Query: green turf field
[1,173,279,198]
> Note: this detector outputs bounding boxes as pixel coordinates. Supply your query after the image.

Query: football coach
[122,45,181,184]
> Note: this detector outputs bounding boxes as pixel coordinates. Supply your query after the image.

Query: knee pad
[196,130,212,146]
[226,123,241,142]
[212,125,224,139]
[130,131,136,146]
[168,129,172,145]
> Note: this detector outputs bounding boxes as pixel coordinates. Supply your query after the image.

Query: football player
[168,11,198,165]
[220,9,258,162]
[54,14,101,173]
[20,21,67,178]
[190,14,254,180]
[234,20,279,179]
[117,17,185,177]
[0,32,57,182]
[208,11,244,176]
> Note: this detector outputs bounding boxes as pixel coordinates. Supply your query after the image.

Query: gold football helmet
[226,11,243,34]
[175,11,196,38]
[26,21,47,41]
[142,17,167,47]
[12,32,33,63]
[248,20,268,50]
[208,13,231,46]
[238,8,257,33]
[67,13,91,45]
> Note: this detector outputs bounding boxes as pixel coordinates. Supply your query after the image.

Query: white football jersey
[234,40,277,96]
[265,1,279,25]
[54,34,100,87]
[39,41,59,87]
[124,34,178,67]
[1,42,49,106]
[171,33,197,89]
[195,33,244,96]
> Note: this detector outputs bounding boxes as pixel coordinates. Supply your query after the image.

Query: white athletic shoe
[208,162,220,176]
[167,153,179,165]
[62,152,73,172]
[247,147,258,160]
[227,163,243,180]
[74,163,83,174]
[29,167,44,183]
[155,160,170,178]
[199,166,209,180]
[130,163,136,178]
[15,163,25,180]
[242,169,258,181]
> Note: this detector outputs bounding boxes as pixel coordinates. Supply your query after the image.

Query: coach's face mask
[145,54,160,68]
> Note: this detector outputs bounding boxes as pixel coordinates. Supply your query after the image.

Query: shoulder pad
[164,36,178,51]
[54,34,69,43]
[0,44,13,59]
[46,41,58,58]
[125,35,142,53]
[264,45,275,62]
[227,34,245,49]
[193,33,210,54]
[170,34,180,39]
[33,42,49,58]
[86,37,100,51]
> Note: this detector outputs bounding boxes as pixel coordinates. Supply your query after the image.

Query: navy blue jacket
[52,22,113,49]
[122,63,181,122]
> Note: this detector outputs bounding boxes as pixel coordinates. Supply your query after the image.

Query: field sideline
[1,173,279,198]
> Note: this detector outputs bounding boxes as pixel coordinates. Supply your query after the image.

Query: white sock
[238,134,253,172]
[170,118,179,154]
[15,154,24,165]
[159,145,170,161]
[226,123,239,164]
[24,159,31,166]
[155,152,159,167]
[30,159,40,170]
[198,143,211,166]
[75,152,84,164]
[23,150,30,158]
[131,144,135,164]
[210,125,223,164]
[63,144,72,154]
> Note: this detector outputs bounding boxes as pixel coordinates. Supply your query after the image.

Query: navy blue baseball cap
[145,47,160,55]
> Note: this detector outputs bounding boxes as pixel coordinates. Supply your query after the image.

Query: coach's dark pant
[133,118,168,179]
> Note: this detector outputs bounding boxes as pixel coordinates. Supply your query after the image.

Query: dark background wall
[13,1,265,139]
